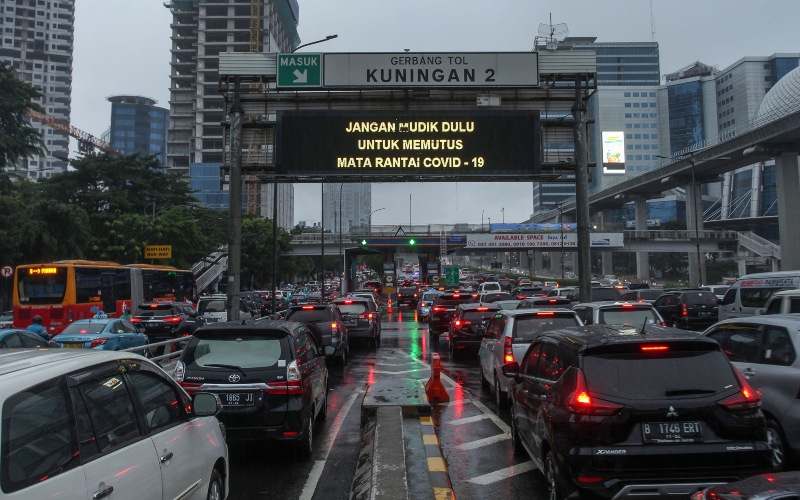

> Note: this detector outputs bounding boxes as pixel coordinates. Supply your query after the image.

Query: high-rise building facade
[532,39,661,213]
[107,95,168,165]
[164,0,298,228]
[322,183,371,235]
[0,0,74,178]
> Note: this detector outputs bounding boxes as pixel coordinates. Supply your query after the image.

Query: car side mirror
[192,393,222,416]
[501,361,520,380]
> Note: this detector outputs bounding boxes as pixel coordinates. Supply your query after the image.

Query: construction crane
[243,0,262,215]
[26,108,118,155]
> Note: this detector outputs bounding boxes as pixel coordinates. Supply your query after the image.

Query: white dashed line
[472,400,511,433]
[446,414,490,426]
[466,461,536,485]
[455,433,510,451]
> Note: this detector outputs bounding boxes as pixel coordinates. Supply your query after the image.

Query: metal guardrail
[120,337,188,368]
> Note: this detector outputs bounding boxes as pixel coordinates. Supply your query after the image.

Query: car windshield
[61,322,106,335]
[185,333,288,369]
[638,290,663,301]
[135,306,174,317]
[598,308,660,326]
[512,314,580,342]
[683,292,717,305]
[583,345,736,400]
[286,309,330,322]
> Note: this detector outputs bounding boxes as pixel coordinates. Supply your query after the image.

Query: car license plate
[64,343,83,349]
[642,421,702,443]
[221,392,254,406]
[146,321,159,328]
[698,311,713,317]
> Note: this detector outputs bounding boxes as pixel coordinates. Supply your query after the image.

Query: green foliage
[240,215,293,288]
[0,62,45,170]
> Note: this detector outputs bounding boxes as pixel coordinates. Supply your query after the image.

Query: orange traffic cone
[387,298,393,312]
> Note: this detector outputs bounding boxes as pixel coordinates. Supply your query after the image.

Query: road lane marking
[473,400,511,433]
[396,350,457,388]
[446,414,489,425]
[428,457,447,472]
[466,461,536,485]
[298,389,362,500]
[371,368,427,375]
[455,433,509,451]
[423,434,439,445]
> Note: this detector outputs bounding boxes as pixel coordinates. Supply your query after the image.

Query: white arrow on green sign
[277,53,322,88]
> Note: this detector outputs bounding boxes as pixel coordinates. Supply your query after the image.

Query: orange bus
[13,260,196,335]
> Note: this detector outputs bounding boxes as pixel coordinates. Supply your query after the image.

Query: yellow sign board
[144,245,172,259]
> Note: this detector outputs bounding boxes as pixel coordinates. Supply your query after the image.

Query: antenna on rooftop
[650,0,656,42]
[536,14,568,51]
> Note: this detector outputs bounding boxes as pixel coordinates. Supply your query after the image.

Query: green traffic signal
[408,239,415,246]
[361,239,367,246]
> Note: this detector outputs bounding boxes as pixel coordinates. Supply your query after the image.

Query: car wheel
[510,402,525,458]
[296,412,314,459]
[206,469,223,500]
[494,374,507,410]
[767,418,789,471]
[545,450,564,500]
[340,346,348,367]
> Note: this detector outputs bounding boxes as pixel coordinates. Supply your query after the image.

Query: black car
[511,286,545,299]
[516,297,573,310]
[448,303,501,356]
[565,286,622,303]
[429,291,478,334]
[130,301,204,349]
[503,324,770,500]
[285,303,349,365]
[175,320,331,457]
[653,290,718,330]
[479,292,514,303]
[332,297,381,347]
[396,286,420,308]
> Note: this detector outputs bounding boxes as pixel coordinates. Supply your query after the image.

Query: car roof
[0,349,137,378]
[333,297,370,303]
[456,303,501,310]
[494,308,577,318]
[771,289,800,297]
[542,324,716,350]
[713,314,800,327]
[68,318,121,324]
[198,319,301,335]
[574,301,655,309]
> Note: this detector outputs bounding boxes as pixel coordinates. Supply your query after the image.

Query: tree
[0,62,45,170]
[240,216,293,289]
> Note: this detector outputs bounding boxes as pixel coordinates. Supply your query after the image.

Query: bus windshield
[141,269,196,302]
[17,267,67,305]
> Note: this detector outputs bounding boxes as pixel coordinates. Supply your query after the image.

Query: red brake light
[453,294,460,298]
[622,303,633,308]
[331,322,338,329]
[344,300,353,304]
[504,336,514,363]
[302,305,314,310]
[264,381,303,395]
[420,302,427,307]
[517,295,527,299]
[549,299,558,303]
[477,307,489,311]
[719,368,761,411]
[89,338,108,348]
[129,318,141,323]
[149,304,158,308]
[567,370,623,416]
[163,316,182,323]
[433,306,445,312]
[537,311,555,316]
[641,345,669,351]
[179,381,202,394]
[682,304,688,316]
[358,313,374,320]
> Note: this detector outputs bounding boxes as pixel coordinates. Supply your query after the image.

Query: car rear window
[683,291,717,305]
[135,305,175,317]
[185,333,289,369]
[61,322,106,335]
[336,302,368,314]
[583,343,736,400]
[286,309,331,322]
[598,308,660,326]
[463,310,498,322]
[198,299,226,314]
[591,288,621,301]
[436,295,476,307]
[512,314,580,342]
[637,290,663,301]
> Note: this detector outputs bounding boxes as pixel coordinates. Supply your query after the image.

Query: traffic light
[408,238,416,246]
[360,239,368,246]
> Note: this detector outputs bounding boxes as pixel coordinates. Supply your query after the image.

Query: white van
[718,271,800,320]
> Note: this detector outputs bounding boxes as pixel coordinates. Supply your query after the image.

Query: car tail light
[89,338,108,348]
[344,300,353,304]
[163,316,182,323]
[129,317,142,323]
[537,311,554,316]
[504,336,514,363]
[178,382,202,394]
[358,313,374,320]
[174,361,186,382]
[517,295,527,299]
[265,360,303,395]
[641,345,669,351]
[420,302,427,307]
[302,305,315,310]
[622,303,633,308]
[149,304,159,308]
[477,307,489,311]
[719,368,761,411]
[567,370,623,416]
[454,319,472,328]
[453,294,460,298]
[433,306,446,312]
[682,304,688,316]
[413,293,418,298]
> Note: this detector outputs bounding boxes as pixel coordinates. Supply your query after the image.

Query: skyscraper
[0,0,74,178]
[107,95,168,165]
[322,183,372,235]
[164,0,298,228]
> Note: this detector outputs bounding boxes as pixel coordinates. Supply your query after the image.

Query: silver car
[704,314,800,471]
[478,309,583,410]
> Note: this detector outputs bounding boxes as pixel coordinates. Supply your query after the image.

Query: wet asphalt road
[227,307,547,500]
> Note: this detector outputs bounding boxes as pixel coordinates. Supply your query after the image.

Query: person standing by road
[26,315,51,341]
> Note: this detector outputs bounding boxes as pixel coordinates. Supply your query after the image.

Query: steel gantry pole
[573,76,592,303]
[227,77,243,321]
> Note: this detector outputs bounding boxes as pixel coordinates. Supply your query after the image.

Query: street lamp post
[557,202,564,280]
[368,207,385,236]
[292,34,337,52]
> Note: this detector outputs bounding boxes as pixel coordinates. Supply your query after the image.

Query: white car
[198,294,254,322]
[0,349,228,499]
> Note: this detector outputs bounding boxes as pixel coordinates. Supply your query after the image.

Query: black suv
[175,320,331,457]
[448,303,501,356]
[566,286,622,303]
[429,291,477,334]
[653,290,718,330]
[285,304,349,365]
[332,297,381,347]
[130,301,204,345]
[503,325,770,500]
[396,286,420,308]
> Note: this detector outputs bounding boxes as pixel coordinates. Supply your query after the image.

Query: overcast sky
[71,0,799,226]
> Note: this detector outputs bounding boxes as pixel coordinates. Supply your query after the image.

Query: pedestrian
[26,315,51,341]
[121,308,133,321]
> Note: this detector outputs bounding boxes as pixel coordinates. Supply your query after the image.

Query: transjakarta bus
[13,260,197,334]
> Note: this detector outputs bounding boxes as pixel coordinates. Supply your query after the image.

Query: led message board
[275,110,542,180]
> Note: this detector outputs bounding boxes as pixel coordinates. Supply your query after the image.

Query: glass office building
[107,96,168,165]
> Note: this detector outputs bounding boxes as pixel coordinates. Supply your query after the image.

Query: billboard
[602,131,626,174]
[276,110,542,180]
[465,233,624,249]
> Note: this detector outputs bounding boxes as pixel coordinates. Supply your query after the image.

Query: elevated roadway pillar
[634,199,649,280]
[777,152,800,270]
[686,181,706,286]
